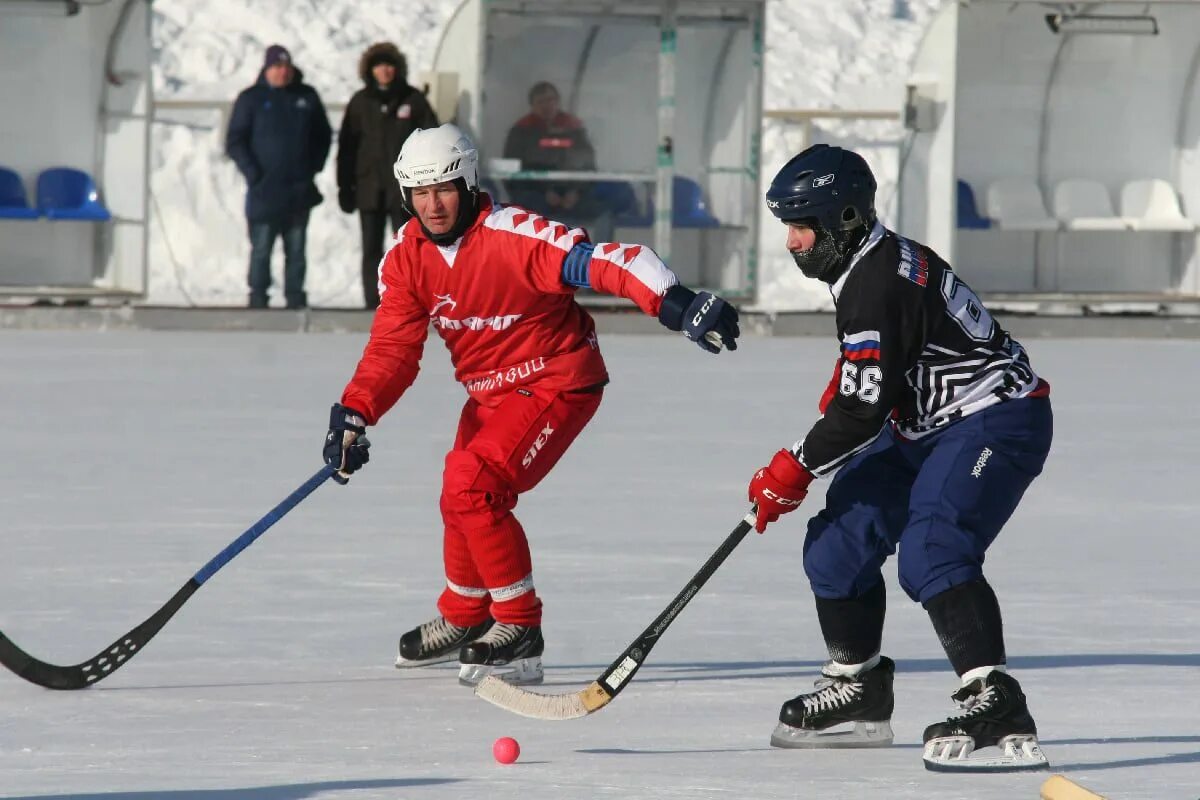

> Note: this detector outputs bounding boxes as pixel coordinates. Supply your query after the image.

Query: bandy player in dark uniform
[745,144,1053,772]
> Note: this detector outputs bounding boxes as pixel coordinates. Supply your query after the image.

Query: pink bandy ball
[493,736,520,764]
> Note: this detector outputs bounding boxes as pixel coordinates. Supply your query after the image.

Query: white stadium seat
[1119,179,1195,232]
[1051,179,1130,230]
[985,178,1060,231]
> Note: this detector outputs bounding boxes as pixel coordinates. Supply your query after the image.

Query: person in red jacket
[502,81,600,227]
[322,123,740,687]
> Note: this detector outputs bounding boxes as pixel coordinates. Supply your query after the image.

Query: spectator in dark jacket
[502,81,600,227]
[336,42,438,309]
[226,44,332,309]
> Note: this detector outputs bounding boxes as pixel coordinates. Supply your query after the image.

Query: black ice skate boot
[770,656,895,748]
[395,616,493,668]
[457,622,544,686]
[922,669,1049,772]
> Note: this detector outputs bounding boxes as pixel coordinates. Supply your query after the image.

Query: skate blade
[923,734,1050,772]
[770,720,894,749]
[458,656,544,687]
[394,652,458,669]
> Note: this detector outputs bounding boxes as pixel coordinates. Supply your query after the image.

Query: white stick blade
[474,675,591,720]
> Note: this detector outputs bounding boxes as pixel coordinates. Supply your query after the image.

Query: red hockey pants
[437,385,602,627]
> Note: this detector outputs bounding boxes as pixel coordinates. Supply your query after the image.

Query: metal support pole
[655,2,678,263]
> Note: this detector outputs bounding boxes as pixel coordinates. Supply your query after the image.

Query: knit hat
[263,44,292,69]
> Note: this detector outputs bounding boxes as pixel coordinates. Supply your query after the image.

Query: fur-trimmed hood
[358,42,407,85]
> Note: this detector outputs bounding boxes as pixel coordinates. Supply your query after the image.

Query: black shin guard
[924,578,1006,677]
[815,580,886,665]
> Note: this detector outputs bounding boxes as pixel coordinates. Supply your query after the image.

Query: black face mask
[789,223,870,283]
[792,225,849,284]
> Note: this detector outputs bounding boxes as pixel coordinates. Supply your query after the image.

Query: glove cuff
[768,448,813,490]
[657,284,696,331]
[330,403,367,431]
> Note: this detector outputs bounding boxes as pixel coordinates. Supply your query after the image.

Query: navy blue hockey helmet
[766,143,877,230]
[766,144,878,281]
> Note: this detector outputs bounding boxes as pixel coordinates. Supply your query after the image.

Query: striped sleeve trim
[590,241,677,296]
[483,205,585,253]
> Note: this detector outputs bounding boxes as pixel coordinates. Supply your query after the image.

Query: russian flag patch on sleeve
[842,330,881,361]
[896,237,929,286]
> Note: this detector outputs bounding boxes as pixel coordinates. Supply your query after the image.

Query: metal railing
[763,108,901,152]
[155,98,901,134]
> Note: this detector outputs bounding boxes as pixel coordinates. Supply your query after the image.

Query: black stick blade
[0,580,198,690]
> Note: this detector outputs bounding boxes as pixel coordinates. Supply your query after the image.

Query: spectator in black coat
[336,42,438,309]
[226,44,332,309]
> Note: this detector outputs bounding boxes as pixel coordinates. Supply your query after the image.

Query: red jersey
[341,195,679,423]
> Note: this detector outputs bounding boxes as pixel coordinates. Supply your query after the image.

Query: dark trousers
[802,397,1053,605]
[248,210,310,308]
[359,206,410,309]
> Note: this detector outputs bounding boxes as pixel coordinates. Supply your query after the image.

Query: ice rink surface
[1,330,1197,800]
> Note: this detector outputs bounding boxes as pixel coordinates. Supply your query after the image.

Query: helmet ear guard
[837,201,874,231]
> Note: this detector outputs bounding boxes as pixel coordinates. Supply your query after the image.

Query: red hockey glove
[748,449,814,533]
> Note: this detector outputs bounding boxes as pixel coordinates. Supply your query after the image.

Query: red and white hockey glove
[748,449,814,533]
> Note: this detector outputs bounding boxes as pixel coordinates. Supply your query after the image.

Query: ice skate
[395,616,493,668]
[922,669,1049,772]
[770,656,895,748]
[457,622,544,686]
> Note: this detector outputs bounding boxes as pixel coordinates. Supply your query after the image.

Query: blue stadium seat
[957,179,992,229]
[672,176,719,228]
[612,176,720,228]
[36,167,112,221]
[0,167,39,219]
[593,180,649,226]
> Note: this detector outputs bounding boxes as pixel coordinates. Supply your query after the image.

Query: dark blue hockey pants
[803,396,1053,606]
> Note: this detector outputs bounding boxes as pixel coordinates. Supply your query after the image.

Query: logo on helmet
[767,199,781,209]
[410,164,438,177]
[813,173,835,187]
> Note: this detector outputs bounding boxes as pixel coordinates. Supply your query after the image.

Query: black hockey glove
[323,403,371,484]
[337,188,356,214]
[657,285,740,354]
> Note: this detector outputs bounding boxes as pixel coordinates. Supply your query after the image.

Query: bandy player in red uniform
[322,124,740,686]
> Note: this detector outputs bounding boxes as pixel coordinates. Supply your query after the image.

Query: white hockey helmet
[393,123,479,191]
